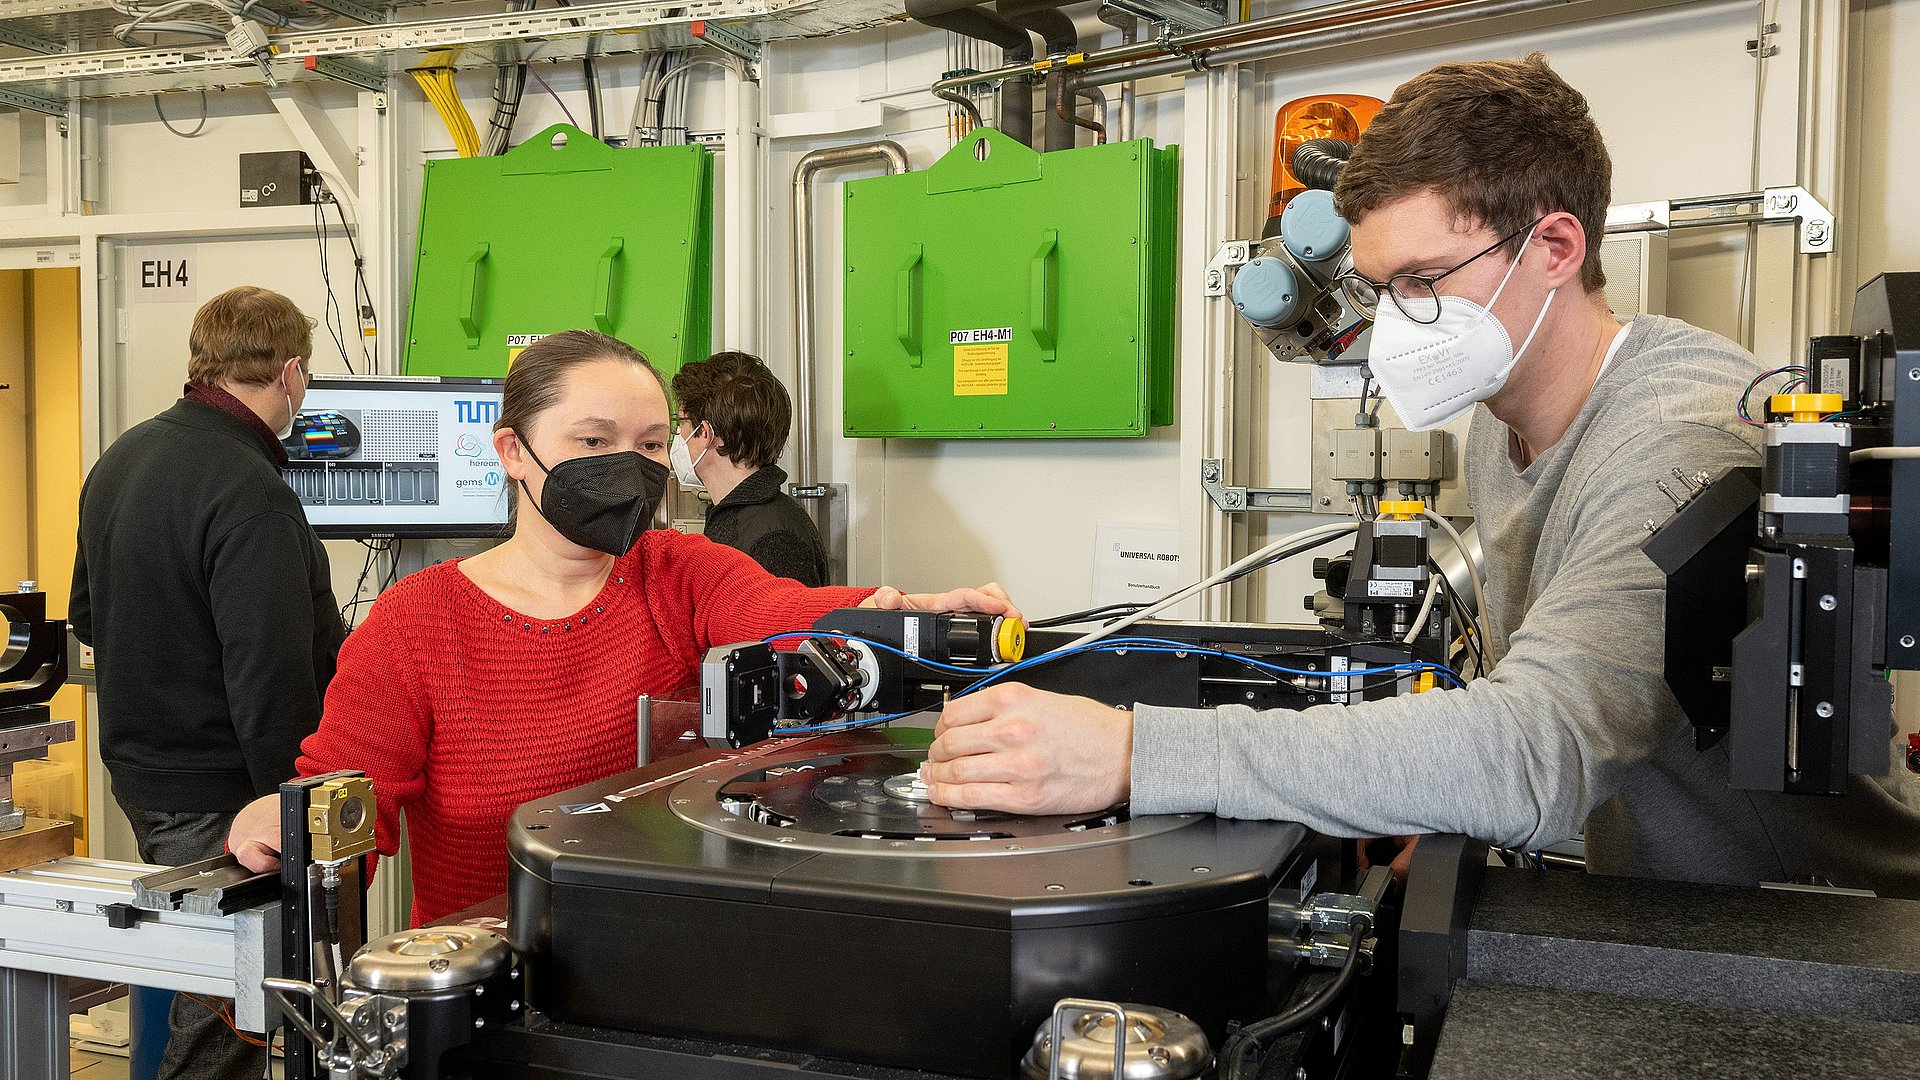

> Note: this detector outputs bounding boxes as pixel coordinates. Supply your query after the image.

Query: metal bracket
[1746,21,1780,58]
[1202,458,1313,513]
[1762,185,1835,254]
[0,86,66,118]
[690,19,761,76]
[1104,0,1230,34]
[1203,238,1252,297]
[303,56,386,94]
[0,25,65,55]
[307,0,389,24]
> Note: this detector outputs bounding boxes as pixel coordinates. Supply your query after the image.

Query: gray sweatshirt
[1131,314,1920,898]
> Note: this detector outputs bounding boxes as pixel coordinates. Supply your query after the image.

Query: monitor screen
[282,374,509,540]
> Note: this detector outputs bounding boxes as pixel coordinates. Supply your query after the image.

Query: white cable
[1403,574,1441,646]
[1423,509,1485,636]
[1063,521,1360,650]
[1852,446,1920,461]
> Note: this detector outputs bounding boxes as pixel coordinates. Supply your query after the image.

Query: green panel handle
[594,238,626,334]
[896,244,924,365]
[1030,229,1059,362]
[459,244,491,349]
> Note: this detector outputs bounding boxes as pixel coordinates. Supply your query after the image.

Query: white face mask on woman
[1367,223,1556,431]
[670,422,710,489]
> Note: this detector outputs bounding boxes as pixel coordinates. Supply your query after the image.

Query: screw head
[1816,701,1834,717]
[1819,594,1837,611]
[1903,635,1916,649]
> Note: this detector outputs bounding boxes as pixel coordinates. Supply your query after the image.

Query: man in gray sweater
[921,54,1920,898]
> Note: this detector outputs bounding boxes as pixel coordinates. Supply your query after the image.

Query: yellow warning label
[954,343,1009,396]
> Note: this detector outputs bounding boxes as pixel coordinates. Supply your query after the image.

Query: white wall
[22,0,1911,632]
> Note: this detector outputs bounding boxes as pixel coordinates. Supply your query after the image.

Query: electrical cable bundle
[109,0,334,47]
[413,49,481,158]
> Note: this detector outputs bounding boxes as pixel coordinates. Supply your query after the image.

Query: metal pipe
[934,0,1399,94]
[1057,81,1107,144]
[1071,0,1584,88]
[907,0,1035,145]
[1095,4,1137,141]
[998,1,1077,149]
[791,142,912,522]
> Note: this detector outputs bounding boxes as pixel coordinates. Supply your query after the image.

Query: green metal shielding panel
[404,125,712,379]
[842,127,1177,438]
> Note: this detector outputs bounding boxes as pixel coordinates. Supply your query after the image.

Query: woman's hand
[861,582,1022,624]
[227,793,284,873]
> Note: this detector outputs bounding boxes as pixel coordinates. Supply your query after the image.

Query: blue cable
[761,632,1466,738]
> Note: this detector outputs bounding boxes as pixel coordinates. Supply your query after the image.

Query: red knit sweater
[297,530,874,926]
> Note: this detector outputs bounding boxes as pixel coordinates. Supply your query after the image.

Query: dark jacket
[702,465,830,587]
[71,398,347,813]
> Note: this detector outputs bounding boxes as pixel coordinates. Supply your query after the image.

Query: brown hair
[669,351,793,470]
[1334,53,1611,291]
[187,286,314,386]
[493,329,664,518]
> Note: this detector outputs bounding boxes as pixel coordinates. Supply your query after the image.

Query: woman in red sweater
[229,330,1017,925]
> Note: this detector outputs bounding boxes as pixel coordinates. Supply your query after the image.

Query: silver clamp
[263,977,408,1079]
[1762,186,1835,254]
[1269,886,1381,970]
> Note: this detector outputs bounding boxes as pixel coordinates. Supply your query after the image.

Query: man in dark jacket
[670,351,831,585]
[71,285,346,1078]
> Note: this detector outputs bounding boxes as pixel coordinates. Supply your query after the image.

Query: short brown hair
[494,329,664,520]
[670,351,792,470]
[1334,53,1611,291]
[187,286,314,386]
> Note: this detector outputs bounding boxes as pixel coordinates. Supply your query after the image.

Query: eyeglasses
[1335,216,1545,325]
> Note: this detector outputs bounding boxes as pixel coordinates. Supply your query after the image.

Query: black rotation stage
[498,728,1312,1080]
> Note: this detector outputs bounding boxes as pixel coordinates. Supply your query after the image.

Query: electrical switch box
[840,127,1178,438]
[239,151,320,207]
[1383,428,1449,482]
[1331,427,1381,481]
[404,124,711,380]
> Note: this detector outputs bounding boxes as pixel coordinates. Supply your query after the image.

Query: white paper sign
[1091,521,1183,609]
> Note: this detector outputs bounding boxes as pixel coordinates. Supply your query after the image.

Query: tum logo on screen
[456,400,499,424]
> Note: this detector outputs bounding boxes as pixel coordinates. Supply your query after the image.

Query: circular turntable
[669,745,1200,857]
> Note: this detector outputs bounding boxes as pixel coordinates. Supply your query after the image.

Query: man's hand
[922,683,1131,815]
[1358,835,1421,883]
[862,582,1023,625]
[228,793,284,873]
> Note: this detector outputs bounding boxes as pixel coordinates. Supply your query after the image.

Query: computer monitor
[282,374,509,540]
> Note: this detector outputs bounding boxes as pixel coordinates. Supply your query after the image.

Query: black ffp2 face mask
[519,442,669,556]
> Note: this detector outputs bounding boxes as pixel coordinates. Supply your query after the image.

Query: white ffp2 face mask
[276,363,309,441]
[670,424,709,489]
[1366,225,1556,431]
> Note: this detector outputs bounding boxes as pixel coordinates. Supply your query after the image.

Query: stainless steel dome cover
[347,926,514,993]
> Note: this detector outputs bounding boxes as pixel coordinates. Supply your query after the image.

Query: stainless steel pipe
[790,142,912,515]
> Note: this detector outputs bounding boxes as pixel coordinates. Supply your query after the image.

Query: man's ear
[1533,211,1588,291]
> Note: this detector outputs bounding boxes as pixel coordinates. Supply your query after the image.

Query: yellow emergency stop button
[995,616,1027,663]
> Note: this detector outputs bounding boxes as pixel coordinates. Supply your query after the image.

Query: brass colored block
[307,776,376,863]
[0,816,75,873]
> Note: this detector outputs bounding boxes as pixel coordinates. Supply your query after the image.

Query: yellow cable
[411,49,479,157]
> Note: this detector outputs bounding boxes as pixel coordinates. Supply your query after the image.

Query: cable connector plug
[227,18,279,87]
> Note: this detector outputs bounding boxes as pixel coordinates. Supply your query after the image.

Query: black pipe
[1292,138,1354,191]
[906,0,1034,146]
[997,0,1077,150]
